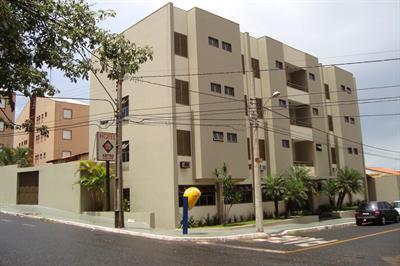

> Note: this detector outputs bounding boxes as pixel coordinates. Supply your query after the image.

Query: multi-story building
[0,94,15,149]
[14,97,89,165]
[89,3,365,228]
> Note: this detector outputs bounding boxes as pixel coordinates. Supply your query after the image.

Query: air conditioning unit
[180,161,190,169]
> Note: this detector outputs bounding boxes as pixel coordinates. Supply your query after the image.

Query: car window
[359,202,377,210]
[392,202,400,208]
[377,202,385,209]
[384,202,393,209]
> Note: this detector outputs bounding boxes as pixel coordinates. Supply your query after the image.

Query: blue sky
[16,0,400,169]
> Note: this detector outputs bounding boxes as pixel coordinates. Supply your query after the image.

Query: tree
[336,167,364,209]
[286,165,315,211]
[0,147,32,167]
[214,163,241,224]
[322,178,338,206]
[262,174,286,218]
[282,175,308,218]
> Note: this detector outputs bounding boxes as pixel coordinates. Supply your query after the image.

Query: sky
[15,0,400,169]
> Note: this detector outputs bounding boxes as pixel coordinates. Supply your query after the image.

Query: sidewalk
[0,204,355,241]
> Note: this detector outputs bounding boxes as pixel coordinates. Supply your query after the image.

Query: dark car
[354,201,400,226]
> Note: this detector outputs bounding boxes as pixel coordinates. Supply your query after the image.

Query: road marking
[198,242,287,254]
[22,223,36,227]
[1,219,12,223]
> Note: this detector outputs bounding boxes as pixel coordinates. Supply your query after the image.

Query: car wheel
[356,220,363,226]
[395,215,399,223]
[380,216,386,225]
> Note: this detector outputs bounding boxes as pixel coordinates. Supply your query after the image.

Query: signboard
[96,132,116,161]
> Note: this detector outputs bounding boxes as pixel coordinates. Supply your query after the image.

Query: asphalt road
[1,213,399,266]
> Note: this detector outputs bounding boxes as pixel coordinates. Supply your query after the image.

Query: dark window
[282,139,290,148]
[247,138,251,160]
[309,73,315,81]
[210,83,222,93]
[331,148,337,164]
[350,117,355,124]
[208,36,219,48]
[227,133,237,143]
[344,116,350,123]
[123,188,130,211]
[324,84,330,99]
[275,60,283,69]
[179,185,216,206]
[328,115,334,131]
[259,139,265,160]
[122,141,129,162]
[346,87,352,94]
[222,41,232,52]
[279,99,287,108]
[174,32,188,57]
[224,86,235,96]
[316,144,323,151]
[241,55,245,74]
[256,98,263,118]
[353,148,359,155]
[341,85,346,91]
[251,58,260,78]
[235,185,253,204]
[177,130,191,156]
[175,79,189,105]
[244,95,248,116]
[213,131,224,142]
[347,147,353,154]
[121,96,129,118]
[312,108,319,116]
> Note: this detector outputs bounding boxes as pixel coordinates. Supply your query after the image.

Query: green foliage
[282,167,309,218]
[76,160,112,192]
[262,174,286,217]
[0,147,32,167]
[322,178,339,206]
[335,166,364,209]
[123,198,130,212]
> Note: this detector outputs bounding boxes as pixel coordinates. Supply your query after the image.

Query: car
[391,201,400,213]
[354,201,400,226]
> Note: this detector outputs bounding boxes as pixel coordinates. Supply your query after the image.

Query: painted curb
[277,221,355,235]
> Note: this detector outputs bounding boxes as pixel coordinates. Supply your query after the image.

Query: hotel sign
[96,132,116,161]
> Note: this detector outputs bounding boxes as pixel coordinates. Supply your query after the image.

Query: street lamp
[249,90,280,233]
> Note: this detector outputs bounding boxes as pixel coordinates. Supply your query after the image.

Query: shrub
[318,204,334,213]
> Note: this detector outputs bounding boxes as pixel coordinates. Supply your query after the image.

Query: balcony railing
[290,119,312,128]
[287,81,308,92]
[293,160,314,167]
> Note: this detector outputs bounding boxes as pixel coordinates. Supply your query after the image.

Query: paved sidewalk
[0,204,355,241]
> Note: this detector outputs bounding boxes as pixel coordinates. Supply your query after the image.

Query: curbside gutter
[277,221,355,235]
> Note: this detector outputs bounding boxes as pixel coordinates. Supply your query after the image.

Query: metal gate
[17,172,39,205]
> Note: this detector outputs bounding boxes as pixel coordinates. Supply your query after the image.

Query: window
[347,147,353,154]
[247,138,251,160]
[331,148,337,164]
[174,32,188,57]
[350,117,355,124]
[316,144,323,151]
[344,116,350,123]
[213,131,224,142]
[210,83,222,93]
[259,139,266,160]
[275,60,283,69]
[122,140,129,162]
[63,109,72,119]
[241,55,245,74]
[222,41,232,52]
[0,121,4,131]
[244,95,248,116]
[235,185,253,203]
[341,85,346,91]
[121,96,129,118]
[177,130,191,156]
[224,86,235,96]
[227,133,237,143]
[324,84,330,99]
[179,185,215,207]
[282,139,290,148]
[208,36,219,48]
[312,108,319,116]
[40,154,42,159]
[43,152,46,158]
[45,112,47,117]
[328,115,334,131]
[0,98,5,108]
[353,148,359,155]
[256,98,263,118]
[62,151,71,158]
[346,87,352,94]
[251,58,260,78]
[62,130,72,140]
[175,79,189,105]
[279,99,287,108]
[309,73,315,81]
[123,188,130,211]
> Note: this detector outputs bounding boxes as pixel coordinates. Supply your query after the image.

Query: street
[1,213,399,266]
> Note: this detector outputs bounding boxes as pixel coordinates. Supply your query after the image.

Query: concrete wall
[368,175,400,202]
[0,165,18,204]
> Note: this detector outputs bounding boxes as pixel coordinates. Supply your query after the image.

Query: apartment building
[0,94,15,149]
[14,97,89,165]
[89,3,365,228]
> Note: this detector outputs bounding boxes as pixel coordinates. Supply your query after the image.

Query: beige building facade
[14,97,89,165]
[89,3,366,228]
[0,94,15,149]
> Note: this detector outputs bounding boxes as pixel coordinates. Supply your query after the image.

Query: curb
[0,210,267,242]
[277,221,355,235]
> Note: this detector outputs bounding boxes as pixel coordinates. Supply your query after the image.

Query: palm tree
[282,176,308,218]
[286,166,315,211]
[0,147,32,167]
[322,178,338,206]
[336,167,364,209]
[262,174,286,218]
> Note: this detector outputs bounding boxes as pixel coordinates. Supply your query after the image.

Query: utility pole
[248,98,264,233]
[114,79,124,228]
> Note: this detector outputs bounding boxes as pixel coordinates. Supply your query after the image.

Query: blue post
[182,196,188,235]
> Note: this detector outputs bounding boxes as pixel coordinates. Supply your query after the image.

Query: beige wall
[369,175,400,202]
[0,165,18,204]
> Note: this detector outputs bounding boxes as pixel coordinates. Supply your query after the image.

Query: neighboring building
[0,94,15,149]
[89,3,366,228]
[14,97,89,165]
[366,167,400,202]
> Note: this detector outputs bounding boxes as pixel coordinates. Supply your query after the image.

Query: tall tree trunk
[329,196,335,207]
[336,192,342,208]
[216,181,225,224]
[348,193,353,206]
[274,199,279,218]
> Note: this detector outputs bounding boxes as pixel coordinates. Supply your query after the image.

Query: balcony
[289,101,312,128]
[285,62,308,92]
[292,140,315,173]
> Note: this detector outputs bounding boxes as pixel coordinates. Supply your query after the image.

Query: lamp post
[248,91,280,232]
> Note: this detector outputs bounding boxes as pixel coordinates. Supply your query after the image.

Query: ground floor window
[235,184,253,203]
[178,185,216,207]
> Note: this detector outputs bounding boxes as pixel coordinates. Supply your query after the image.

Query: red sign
[96,132,116,161]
